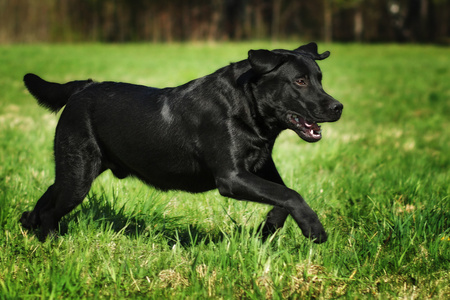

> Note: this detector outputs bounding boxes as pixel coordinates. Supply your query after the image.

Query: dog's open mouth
[287,113,322,142]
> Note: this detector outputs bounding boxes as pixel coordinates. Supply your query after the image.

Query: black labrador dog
[20,42,343,243]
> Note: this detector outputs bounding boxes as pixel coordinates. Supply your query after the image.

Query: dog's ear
[295,42,330,60]
[248,50,284,74]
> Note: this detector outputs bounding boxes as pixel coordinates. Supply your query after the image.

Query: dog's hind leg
[38,138,102,241]
[37,184,93,241]
[20,185,56,230]
[23,112,104,241]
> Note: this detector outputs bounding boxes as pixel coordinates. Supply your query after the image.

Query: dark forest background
[1,0,449,43]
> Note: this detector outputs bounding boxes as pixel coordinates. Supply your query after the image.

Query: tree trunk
[324,0,332,42]
[272,0,281,41]
[420,0,429,41]
[354,6,363,42]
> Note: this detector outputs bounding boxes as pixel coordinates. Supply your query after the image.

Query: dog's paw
[19,211,34,229]
[301,222,327,244]
[311,230,327,244]
[258,221,280,241]
[38,230,58,243]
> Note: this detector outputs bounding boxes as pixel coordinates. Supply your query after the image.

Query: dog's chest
[243,142,272,172]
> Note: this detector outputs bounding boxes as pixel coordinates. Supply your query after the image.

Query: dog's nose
[330,102,343,115]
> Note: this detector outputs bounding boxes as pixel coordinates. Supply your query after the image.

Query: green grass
[0,42,449,299]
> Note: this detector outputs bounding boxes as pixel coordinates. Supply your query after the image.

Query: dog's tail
[23,73,94,113]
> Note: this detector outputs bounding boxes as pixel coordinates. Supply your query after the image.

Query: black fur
[23,73,94,112]
[20,42,343,243]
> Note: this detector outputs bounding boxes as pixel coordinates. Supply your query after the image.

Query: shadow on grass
[57,191,241,247]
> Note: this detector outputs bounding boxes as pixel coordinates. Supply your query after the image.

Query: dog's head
[247,42,343,143]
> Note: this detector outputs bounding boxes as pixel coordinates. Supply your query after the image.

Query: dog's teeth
[305,122,312,128]
[310,129,321,136]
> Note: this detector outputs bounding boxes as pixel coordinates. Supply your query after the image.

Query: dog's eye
[295,79,307,86]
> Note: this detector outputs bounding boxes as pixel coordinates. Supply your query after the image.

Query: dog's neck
[231,61,283,142]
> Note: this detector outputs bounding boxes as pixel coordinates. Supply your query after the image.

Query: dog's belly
[102,150,217,193]
[141,172,217,193]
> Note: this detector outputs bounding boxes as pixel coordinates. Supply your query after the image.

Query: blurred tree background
[0,0,449,43]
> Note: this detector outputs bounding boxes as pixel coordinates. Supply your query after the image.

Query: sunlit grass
[0,42,449,298]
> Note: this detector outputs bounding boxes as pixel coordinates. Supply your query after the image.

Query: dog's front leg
[255,159,290,238]
[215,171,327,243]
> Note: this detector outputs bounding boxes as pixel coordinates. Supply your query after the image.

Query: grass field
[0,42,449,299]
